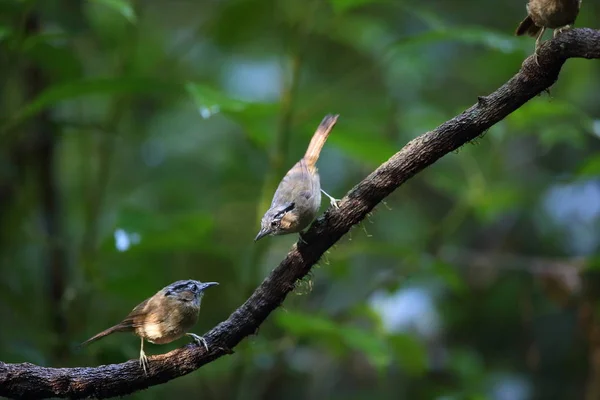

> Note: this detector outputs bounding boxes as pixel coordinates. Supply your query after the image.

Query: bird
[81,280,219,374]
[515,0,582,64]
[255,114,339,242]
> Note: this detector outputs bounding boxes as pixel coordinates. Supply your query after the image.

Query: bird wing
[120,298,152,329]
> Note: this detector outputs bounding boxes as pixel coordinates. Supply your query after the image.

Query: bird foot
[139,350,149,375]
[187,333,209,351]
[554,25,572,38]
[298,231,308,245]
[321,189,340,209]
[533,26,545,67]
[218,346,235,355]
[532,43,543,66]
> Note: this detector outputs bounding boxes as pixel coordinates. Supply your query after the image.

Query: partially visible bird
[515,0,582,64]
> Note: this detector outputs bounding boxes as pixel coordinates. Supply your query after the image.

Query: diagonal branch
[1,27,600,400]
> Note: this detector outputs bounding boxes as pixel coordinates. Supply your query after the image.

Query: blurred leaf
[431,261,467,294]
[0,25,11,42]
[186,82,279,147]
[538,123,588,150]
[471,183,522,222]
[276,311,391,368]
[186,82,251,114]
[21,32,72,50]
[185,82,277,115]
[1,78,178,135]
[510,100,585,127]
[508,100,592,148]
[449,348,485,383]
[390,28,524,55]
[90,0,137,23]
[113,208,214,251]
[330,15,393,57]
[341,326,390,368]
[331,126,394,165]
[399,4,446,29]
[577,155,600,178]
[277,310,339,336]
[388,334,427,376]
[22,38,82,82]
[330,0,385,14]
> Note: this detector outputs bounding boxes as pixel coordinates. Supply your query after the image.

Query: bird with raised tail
[255,114,340,242]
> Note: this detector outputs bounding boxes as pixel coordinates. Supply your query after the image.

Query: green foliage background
[1,0,599,399]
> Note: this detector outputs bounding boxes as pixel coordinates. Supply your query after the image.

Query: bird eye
[270,220,278,228]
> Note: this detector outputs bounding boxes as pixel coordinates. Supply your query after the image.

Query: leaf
[582,256,600,271]
[20,32,73,51]
[21,37,83,82]
[329,15,394,57]
[390,27,524,55]
[510,100,584,127]
[331,126,394,165]
[388,334,427,376]
[185,82,279,146]
[0,25,11,42]
[89,0,137,23]
[430,261,467,294]
[537,123,588,150]
[277,310,340,336]
[186,83,249,114]
[448,348,485,381]
[472,183,522,222]
[111,208,214,252]
[399,5,447,30]
[185,82,277,115]
[577,155,600,178]
[508,100,592,149]
[330,0,385,14]
[340,326,391,368]
[1,78,178,135]
[276,311,391,368]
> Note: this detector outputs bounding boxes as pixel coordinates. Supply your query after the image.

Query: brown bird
[81,280,218,374]
[255,114,339,242]
[515,0,582,63]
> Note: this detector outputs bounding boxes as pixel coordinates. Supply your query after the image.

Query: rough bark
[1,27,599,400]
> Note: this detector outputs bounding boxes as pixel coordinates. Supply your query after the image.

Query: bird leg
[298,231,308,245]
[187,333,209,351]
[139,338,149,375]
[321,189,340,209]
[553,25,572,38]
[533,26,546,66]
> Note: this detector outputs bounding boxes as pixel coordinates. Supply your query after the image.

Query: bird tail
[303,114,339,171]
[515,16,542,37]
[80,324,130,347]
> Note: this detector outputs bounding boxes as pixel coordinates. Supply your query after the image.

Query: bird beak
[199,282,219,291]
[254,228,270,242]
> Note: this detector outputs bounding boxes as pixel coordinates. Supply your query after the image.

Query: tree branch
[1,28,599,400]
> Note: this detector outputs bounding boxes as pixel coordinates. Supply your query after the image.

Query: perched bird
[515,0,582,63]
[255,114,339,242]
[81,280,218,374]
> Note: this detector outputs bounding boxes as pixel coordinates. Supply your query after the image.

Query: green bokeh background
[1,0,600,399]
